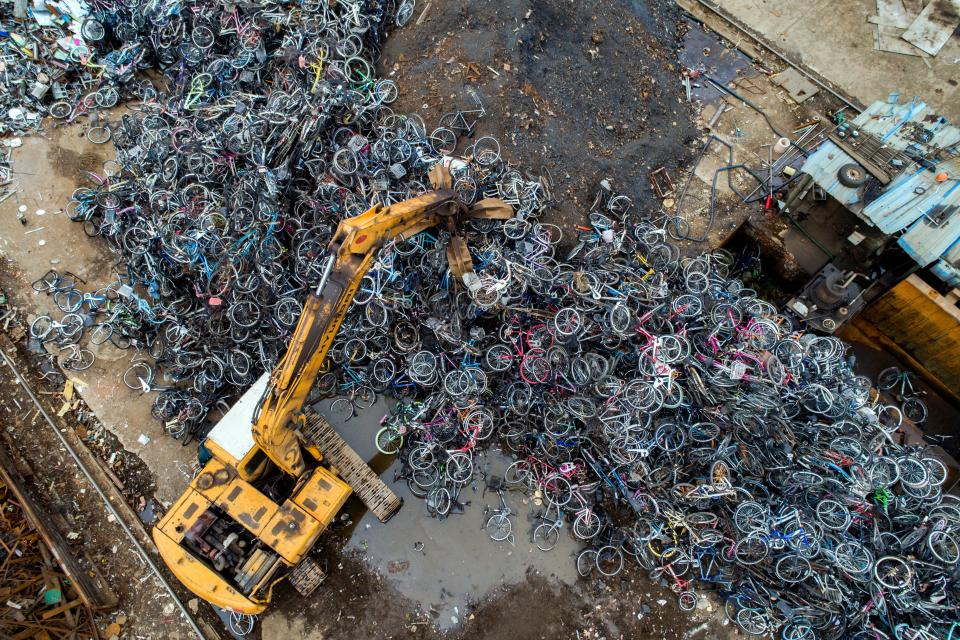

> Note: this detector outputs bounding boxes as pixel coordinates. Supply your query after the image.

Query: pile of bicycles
[371,191,959,639]
[46,2,957,637]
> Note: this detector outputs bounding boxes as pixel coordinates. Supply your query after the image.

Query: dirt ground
[0,333,203,639]
[380,0,700,233]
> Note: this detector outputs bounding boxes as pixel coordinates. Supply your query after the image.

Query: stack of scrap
[870,0,960,57]
[0,446,115,639]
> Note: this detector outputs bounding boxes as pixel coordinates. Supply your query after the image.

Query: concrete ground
[0,124,196,505]
[713,0,960,119]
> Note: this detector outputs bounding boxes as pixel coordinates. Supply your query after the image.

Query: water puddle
[312,398,581,631]
[679,19,757,103]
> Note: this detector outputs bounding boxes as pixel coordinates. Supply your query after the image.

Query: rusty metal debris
[0,445,114,639]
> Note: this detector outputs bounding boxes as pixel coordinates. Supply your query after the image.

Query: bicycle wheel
[573,511,602,539]
[445,451,473,484]
[533,523,561,551]
[576,549,597,577]
[426,487,451,517]
[926,530,960,565]
[63,348,95,372]
[735,608,769,636]
[781,620,815,640]
[504,460,530,486]
[595,545,624,576]
[123,362,153,390]
[375,426,403,455]
[485,513,512,542]
[330,397,355,422]
[877,367,900,391]
[873,556,912,590]
[29,315,54,340]
[53,288,83,312]
[352,385,376,410]
[678,591,698,612]
[58,313,85,339]
[901,397,927,424]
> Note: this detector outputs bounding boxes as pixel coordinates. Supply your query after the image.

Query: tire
[71,349,97,371]
[48,101,71,119]
[54,288,83,312]
[375,426,403,455]
[29,315,54,340]
[123,362,152,390]
[837,163,868,188]
[595,545,624,576]
[485,514,512,542]
[504,460,529,486]
[901,397,927,424]
[877,367,900,391]
[577,549,597,577]
[573,511,602,540]
[533,523,560,551]
[678,591,698,611]
[330,397,355,422]
[426,487,451,517]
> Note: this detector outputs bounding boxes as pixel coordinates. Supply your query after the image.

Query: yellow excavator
[152,165,512,614]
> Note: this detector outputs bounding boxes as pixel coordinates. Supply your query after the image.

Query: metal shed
[800,99,960,278]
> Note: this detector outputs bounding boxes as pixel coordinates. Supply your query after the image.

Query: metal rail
[0,347,207,640]
[686,0,864,113]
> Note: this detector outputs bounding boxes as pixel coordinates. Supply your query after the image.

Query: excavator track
[301,409,402,522]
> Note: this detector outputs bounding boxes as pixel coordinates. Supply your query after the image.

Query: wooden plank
[901,0,960,56]
[0,445,117,610]
[39,598,82,620]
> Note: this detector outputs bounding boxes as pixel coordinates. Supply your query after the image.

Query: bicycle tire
[595,545,624,576]
[533,523,561,551]
[576,548,597,577]
[485,514,512,542]
[573,511,602,539]
[375,426,403,455]
[123,362,153,391]
[29,315,54,340]
[329,397,355,422]
[63,348,96,372]
[901,397,927,424]
[877,367,900,391]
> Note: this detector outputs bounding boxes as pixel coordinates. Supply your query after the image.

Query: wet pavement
[313,398,580,631]
[678,18,757,103]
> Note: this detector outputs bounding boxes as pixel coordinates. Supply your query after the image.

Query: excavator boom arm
[251,189,463,476]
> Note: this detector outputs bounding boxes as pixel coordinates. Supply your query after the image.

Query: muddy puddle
[312,398,581,631]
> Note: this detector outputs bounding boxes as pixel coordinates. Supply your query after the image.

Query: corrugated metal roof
[931,258,960,287]
[800,99,960,275]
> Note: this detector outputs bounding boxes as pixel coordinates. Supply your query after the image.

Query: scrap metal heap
[1,1,957,638]
[0,447,115,639]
